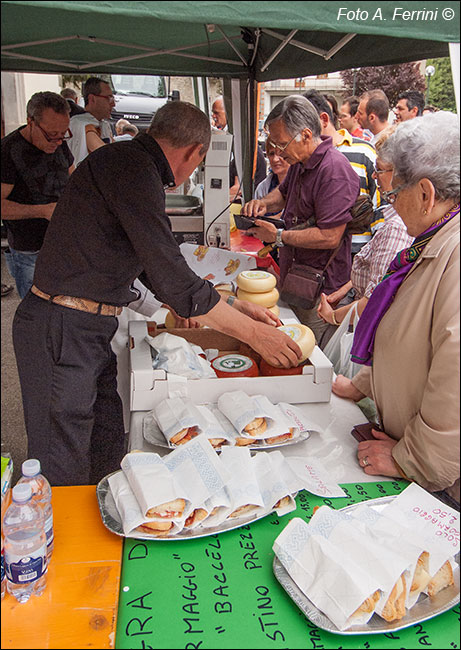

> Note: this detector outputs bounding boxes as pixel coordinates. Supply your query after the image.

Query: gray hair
[147,101,211,155]
[379,112,460,202]
[60,88,78,101]
[265,95,321,139]
[26,91,70,121]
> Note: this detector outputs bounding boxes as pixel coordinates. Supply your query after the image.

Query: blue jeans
[4,248,39,299]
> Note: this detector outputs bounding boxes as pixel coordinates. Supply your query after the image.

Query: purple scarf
[351,203,460,366]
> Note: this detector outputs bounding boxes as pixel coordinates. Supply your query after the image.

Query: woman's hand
[357,429,400,477]
[317,292,336,325]
[233,299,281,326]
[332,374,365,402]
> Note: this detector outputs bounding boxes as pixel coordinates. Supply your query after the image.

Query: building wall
[2,72,61,135]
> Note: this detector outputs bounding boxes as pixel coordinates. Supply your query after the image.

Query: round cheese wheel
[164,311,204,329]
[236,287,279,308]
[211,354,259,378]
[259,358,304,376]
[277,323,316,363]
[236,270,277,293]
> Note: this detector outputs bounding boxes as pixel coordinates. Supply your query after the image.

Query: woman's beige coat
[353,213,460,501]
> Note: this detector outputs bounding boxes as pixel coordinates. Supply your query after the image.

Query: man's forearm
[261,188,285,213]
[282,224,344,250]
[1,199,56,220]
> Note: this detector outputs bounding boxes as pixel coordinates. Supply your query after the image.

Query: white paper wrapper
[200,487,233,528]
[273,517,383,630]
[152,397,209,444]
[219,447,265,517]
[252,452,296,515]
[308,506,411,619]
[285,457,347,498]
[195,405,236,447]
[120,451,191,522]
[146,331,217,379]
[108,471,185,536]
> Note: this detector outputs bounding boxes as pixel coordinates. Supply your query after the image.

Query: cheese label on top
[236,270,277,293]
[277,324,315,362]
[212,354,255,373]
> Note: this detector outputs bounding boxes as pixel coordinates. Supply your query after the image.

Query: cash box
[129,320,333,411]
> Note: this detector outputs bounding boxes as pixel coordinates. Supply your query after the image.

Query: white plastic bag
[323,303,361,378]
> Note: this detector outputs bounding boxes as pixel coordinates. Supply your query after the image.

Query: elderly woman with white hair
[333,112,460,508]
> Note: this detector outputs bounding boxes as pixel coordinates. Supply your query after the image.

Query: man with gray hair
[243,95,360,343]
[1,91,74,297]
[12,100,301,487]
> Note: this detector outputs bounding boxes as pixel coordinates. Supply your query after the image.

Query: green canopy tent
[2,0,459,198]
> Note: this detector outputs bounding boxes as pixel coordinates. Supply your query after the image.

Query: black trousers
[13,292,126,486]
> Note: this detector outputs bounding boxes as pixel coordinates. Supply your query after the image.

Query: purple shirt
[278,136,360,295]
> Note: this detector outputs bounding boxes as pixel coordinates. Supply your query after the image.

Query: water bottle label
[45,514,54,546]
[5,551,46,584]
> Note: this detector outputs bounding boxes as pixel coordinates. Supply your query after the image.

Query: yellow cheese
[277,323,315,362]
[237,287,279,307]
[236,270,277,293]
[268,304,280,317]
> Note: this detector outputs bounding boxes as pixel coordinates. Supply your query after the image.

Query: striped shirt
[350,205,414,298]
[335,129,385,247]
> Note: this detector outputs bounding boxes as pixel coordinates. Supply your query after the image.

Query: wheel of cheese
[236,270,277,293]
[277,323,316,363]
[259,358,304,376]
[268,304,280,317]
[236,287,279,308]
[211,354,259,378]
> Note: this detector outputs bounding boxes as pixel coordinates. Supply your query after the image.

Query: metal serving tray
[273,496,460,635]
[97,470,295,541]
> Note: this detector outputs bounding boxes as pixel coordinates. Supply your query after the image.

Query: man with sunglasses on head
[67,76,114,166]
[1,91,74,298]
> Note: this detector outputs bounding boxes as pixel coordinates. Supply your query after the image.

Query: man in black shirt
[13,101,301,486]
[1,91,74,297]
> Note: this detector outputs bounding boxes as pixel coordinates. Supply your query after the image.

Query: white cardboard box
[129,320,333,411]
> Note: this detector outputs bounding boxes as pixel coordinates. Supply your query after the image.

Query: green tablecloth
[115,481,460,649]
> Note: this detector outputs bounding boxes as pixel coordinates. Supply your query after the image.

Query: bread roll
[427,560,454,597]
[170,426,198,445]
[381,574,406,622]
[235,437,253,446]
[350,590,380,618]
[244,417,267,436]
[146,497,186,519]
[273,496,291,510]
[410,552,431,595]
[136,520,174,536]
[266,429,294,445]
[185,508,208,527]
[228,503,258,518]
[208,438,226,448]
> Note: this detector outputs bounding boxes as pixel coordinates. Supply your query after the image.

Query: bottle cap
[12,483,32,503]
[22,459,41,477]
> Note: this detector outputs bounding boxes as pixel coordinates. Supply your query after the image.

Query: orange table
[1,486,123,649]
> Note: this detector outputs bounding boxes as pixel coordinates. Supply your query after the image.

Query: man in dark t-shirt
[1,91,74,297]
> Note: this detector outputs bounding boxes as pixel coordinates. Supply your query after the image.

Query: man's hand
[357,429,400,477]
[242,199,267,218]
[233,298,282,326]
[247,219,277,243]
[317,292,335,325]
[248,323,302,368]
[332,374,365,402]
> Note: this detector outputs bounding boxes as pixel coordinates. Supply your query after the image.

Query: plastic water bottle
[17,459,54,560]
[4,484,47,603]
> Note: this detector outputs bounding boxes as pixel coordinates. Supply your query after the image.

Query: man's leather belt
[31,285,122,316]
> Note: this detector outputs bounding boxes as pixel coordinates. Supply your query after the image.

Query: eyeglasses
[381,184,407,204]
[91,93,117,102]
[373,163,392,175]
[33,120,72,143]
[268,131,301,153]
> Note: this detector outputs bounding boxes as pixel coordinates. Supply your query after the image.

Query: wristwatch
[274,228,284,248]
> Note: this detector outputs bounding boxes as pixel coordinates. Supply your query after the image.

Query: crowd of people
[1,79,459,508]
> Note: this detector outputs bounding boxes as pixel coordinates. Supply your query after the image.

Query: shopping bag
[323,303,361,378]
